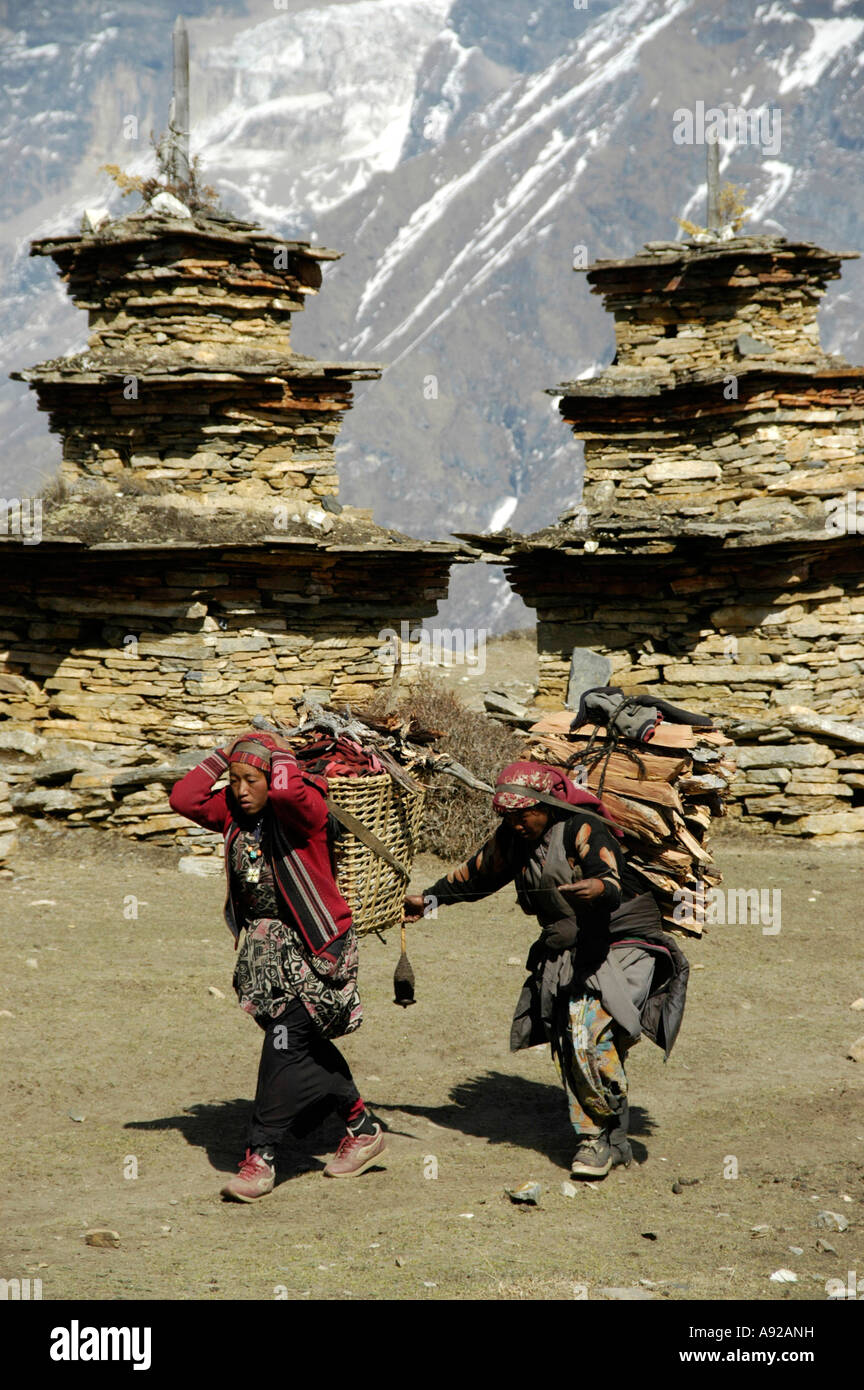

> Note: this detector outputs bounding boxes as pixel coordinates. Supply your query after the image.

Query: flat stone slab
[566,648,612,710]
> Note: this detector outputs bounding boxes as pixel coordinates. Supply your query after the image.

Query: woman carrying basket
[169,731,385,1201]
[404,761,688,1180]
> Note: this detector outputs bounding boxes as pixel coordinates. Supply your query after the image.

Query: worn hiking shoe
[220,1149,276,1202]
[611,1140,633,1169]
[323,1124,386,1178]
[570,1134,613,1180]
[608,1101,632,1169]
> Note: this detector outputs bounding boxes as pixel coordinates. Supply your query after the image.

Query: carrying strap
[494,784,623,838]
[325,797,410,880]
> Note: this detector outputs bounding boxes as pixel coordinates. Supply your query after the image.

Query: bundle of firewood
[524,710,736,935]
[251,704,492,791]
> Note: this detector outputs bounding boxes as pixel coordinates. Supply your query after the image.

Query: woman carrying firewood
[404,761,688,1180]
[169,732,385,1200]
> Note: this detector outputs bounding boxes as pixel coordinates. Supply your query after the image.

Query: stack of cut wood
[524,711,736,935]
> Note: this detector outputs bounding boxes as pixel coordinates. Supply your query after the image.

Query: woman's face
[229,761,270,816]
[501,805,550,842]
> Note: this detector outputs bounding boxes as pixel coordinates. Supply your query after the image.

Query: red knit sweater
[169,747,352,958]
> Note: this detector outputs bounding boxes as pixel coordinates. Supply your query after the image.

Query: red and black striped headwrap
[227,735,276,772]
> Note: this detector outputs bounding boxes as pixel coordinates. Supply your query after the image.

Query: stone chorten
[0,168,461,853]
[18,208,373,502]
[481,233,864,840]
[2,200,460,751]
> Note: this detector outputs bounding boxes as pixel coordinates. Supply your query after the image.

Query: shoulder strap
[325,798,409,881]
[494,784,618,835]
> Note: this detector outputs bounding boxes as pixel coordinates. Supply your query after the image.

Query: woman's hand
[221,730,255,759]
[403,894,427,923]
[222,730,288,759]
[557,877,607,901]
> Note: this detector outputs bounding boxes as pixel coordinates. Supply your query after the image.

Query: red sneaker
[220,1149,276,1202]
[323,1124,386,1179]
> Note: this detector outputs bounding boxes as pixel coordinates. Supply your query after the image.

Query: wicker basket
[327,772,426,937]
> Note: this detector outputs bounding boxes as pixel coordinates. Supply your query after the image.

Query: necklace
[243,816,265,884]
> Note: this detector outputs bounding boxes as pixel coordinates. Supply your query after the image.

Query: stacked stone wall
[17,215,378,501]
[579,390,864,516]
[41,378,349,499]
[0,548,448,856]
[588,237,846,372]
[610,288,824,369]
[39,224,327,355]
[0,551,445,750]
[520,541,864,837]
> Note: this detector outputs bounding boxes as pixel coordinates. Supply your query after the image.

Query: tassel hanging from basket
[393,924,416,1007]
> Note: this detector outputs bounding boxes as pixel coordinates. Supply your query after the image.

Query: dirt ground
[1,817,862,1303]
[414,628,539,711]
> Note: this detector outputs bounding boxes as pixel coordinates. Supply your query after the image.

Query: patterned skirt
[232,916,362,1040]
[553,993,629,1136]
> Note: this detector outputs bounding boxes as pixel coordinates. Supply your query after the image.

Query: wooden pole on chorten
[169,16,191,189]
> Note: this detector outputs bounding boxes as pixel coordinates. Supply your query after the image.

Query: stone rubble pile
[0,727,214,853]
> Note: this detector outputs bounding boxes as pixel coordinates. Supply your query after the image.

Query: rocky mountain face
[2,0,862,628]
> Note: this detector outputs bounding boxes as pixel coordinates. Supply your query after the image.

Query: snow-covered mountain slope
[2,0,862,631]
[196,0,453,222]
[305,0,864,547]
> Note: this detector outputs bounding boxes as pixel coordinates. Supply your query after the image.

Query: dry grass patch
[366,674,525,861]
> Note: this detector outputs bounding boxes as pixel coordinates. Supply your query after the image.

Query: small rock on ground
[815,1210,849,1232]
[84,1229,120,1249]
[506,1182,541,1205]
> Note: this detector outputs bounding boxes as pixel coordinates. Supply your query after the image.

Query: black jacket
[608,892,689,1057]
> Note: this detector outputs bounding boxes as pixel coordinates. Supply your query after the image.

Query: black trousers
[248,997,361,1148]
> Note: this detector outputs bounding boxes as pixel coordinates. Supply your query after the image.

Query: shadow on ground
[124,1098,348,1179]
[372,1070,657,1167]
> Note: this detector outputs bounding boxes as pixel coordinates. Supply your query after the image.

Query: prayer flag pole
[706,127,720,234]
[170,16,191,189]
